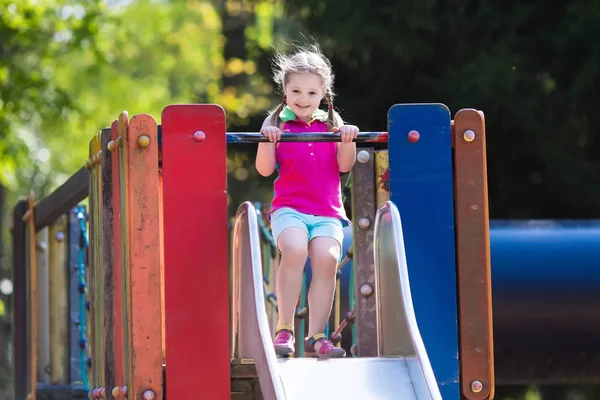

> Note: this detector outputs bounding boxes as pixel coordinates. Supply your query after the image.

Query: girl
[256,44,359,359]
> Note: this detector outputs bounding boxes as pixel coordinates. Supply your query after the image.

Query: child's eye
[292,90,300,93]
[309,92,317,95]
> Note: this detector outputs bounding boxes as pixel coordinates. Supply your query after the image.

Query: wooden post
[12,199,27,400]
[49,215,69,384]
[101,125,116,397]
[374,150,390,208]
[350,148,377,357]
[109,117,125,397]
[453,109,494,400]
[125,113,163,400]
[26,192,38,400]
[68,207,85,384]
[118,111,132,396]
[87,136,97,395]
[35,227,50,384]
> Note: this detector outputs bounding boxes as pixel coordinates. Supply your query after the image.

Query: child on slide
[255,43,359,359]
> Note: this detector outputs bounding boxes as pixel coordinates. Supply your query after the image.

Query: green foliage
[1,0,279,201]
[0,0,104,192]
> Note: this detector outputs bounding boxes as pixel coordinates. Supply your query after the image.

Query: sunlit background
[1,1,600,399]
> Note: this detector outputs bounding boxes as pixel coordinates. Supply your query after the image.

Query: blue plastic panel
[387,103,459,399]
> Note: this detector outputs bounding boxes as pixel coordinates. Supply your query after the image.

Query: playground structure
[10,102,496,399]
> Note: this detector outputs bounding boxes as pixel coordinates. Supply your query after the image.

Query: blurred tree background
[1,0,599,399]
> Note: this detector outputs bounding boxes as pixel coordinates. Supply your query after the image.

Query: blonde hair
[268,43,342,130]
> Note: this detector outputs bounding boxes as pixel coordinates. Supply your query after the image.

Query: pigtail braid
[269,97,287,128]
[325,91,342,130]
[325,91,335,130]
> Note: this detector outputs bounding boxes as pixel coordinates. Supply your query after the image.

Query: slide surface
[231,201,441,400]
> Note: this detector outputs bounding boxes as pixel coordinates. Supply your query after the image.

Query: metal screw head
[358,217,371,229]
[360,283,373,297]
[357,150,370,163]
[55,231,64,242]
[471,380,483,393]
[137,135,150,148]
[463,129,476,142]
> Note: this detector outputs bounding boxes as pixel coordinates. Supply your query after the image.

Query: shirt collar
[279,105,329,123]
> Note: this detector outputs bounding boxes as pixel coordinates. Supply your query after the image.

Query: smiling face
[283,72,325,122]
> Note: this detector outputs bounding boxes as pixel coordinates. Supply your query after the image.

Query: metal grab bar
[373,200,442,400]
[225,132,389,143]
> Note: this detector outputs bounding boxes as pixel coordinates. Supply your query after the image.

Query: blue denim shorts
[270,207,345,251]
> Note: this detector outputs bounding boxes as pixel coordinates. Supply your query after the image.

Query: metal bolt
[471,380,483,393]
[138,135,150,148]
[193,131,206,143]
[360,283,373,297]
[463,129,475,142]
[143,390,156,400]
[358,217,371,229]
[357,150,370,163]
[112,387,121,398]
[55,231,64,242]
[108,140,117,152]
[408,130,420,143]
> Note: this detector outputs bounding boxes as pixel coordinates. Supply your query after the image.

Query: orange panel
[453,109,495,399]
[126,114,163,400]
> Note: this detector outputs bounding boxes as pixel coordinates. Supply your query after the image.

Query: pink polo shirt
[270,111,349,226]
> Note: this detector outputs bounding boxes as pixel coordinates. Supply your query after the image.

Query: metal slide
[231,201,442,400]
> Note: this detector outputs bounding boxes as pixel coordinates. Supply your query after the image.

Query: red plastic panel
[161,105,229,399]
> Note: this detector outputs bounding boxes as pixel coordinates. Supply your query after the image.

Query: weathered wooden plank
[453,109,494,400]
[12,199,28,400]
[351,148,377,357]
[34,168,89,232]
[126,113,163,400]
[49,216,69,384]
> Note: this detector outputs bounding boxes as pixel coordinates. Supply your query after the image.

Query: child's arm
[337,140,357,173]
[256,116,279,176]
[335,121,359,173]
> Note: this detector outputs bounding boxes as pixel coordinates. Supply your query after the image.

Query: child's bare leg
[306,236,340,351]
[276,228,309,329]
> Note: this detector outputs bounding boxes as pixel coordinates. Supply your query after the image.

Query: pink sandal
[274,325,295,355]
[306,333,346,359]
